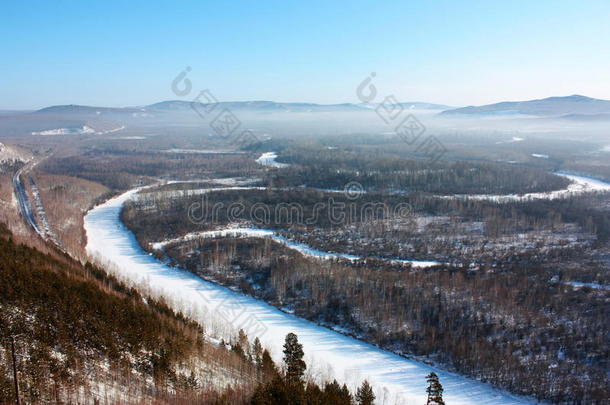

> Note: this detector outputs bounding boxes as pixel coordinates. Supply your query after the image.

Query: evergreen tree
[251,375,305,405]
[425,372,445,405]
[252,337,263,367]
[305,382,324,404]
[323,380,352,405]
[261,349,277,377]
[340,383,352,404]
[355,379,375,405]
[237,329,251,361]
[283,332,306,384]
[231,341,246,360]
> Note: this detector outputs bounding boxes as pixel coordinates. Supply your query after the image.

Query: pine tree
[355,379,375,405]
[425,372,445,405]
[252,337,263,367]
[323,380,352,405]
[340,383,352,403]
[305,382,324,403]
[282,332,306,384]
[261,349,277,377]
[231,341,246,360]
[251,375,306,405]
[237,329,251,361]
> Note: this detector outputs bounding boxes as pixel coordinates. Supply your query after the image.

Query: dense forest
[0,219,418,404]
[124,186,610,273]
[267,147,570,195]
[157,236,609,403]
[122,180,610,403]
[0,222,261,403]
[37,146,573,196]
[38,149,260,190]
[11,138,610,403]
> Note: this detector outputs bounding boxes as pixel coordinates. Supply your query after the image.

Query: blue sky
[1,0,609,109]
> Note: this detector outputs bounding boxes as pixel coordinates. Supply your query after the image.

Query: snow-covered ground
[564,281,610,290]
[84,189,533,405]
[496,136,525,144]
[32,127,91,136]
[96,125,126,134]
[29,181,61,246]
[31,125,125,136]
[448,173,610,203]
[151,227,441,268]
[256,152,289,168]
[0,142,29,164]
[141,173,610,206]
[137,185,265,200]
[163,148,247,154]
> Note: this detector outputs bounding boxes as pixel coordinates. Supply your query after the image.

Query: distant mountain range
[440,95,610,118]
[30,100,453,116]
[17,95,610,122]
[146,100,367,113]
[358,101,453,110]
[35,104,143,115]
[147,100,453,112]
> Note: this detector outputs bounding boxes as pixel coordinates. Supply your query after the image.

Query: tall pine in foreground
[425,372,445,405]
[251,333,352,404]
[283,332,306,384]
[355,379,375,405]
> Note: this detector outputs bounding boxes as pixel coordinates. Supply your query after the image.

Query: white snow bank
[0,142,28,163]
[32,127,85,136]
[256,152,289,168]
[152,227,439,268]
[495,136,525,144]
[564,281,610,290]
[31,125,124,136]
[163,149,246,154]
[447,173,610,203]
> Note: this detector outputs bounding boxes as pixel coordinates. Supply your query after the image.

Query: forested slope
[0,222,259,404]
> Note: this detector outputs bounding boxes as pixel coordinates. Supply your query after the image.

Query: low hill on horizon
[440,95,610,117]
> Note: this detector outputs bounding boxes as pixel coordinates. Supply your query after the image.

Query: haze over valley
[1,1,609,404]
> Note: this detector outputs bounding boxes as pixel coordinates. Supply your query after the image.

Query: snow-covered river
[85,189,533,405]
[447,172,610,202]
[151,227,442,268]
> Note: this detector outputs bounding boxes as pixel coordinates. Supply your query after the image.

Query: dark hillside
[0,223,257,403]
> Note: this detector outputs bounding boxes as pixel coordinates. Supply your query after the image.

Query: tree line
[156,235,609,404]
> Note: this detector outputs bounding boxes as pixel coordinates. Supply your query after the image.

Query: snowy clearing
[496,136,525,144]
[31,125,125,136]
[256,152,290,168]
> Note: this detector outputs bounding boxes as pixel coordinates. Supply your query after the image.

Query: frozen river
[151,227,442,268]
[84,188,533,405]
[446,172,610,202]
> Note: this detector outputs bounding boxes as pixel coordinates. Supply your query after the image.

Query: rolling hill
[440,95,610,117]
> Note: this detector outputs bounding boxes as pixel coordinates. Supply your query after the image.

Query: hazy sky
[1,0,609,109]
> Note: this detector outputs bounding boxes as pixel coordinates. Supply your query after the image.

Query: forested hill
[0,222,258,404]
[0,221,415,404]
